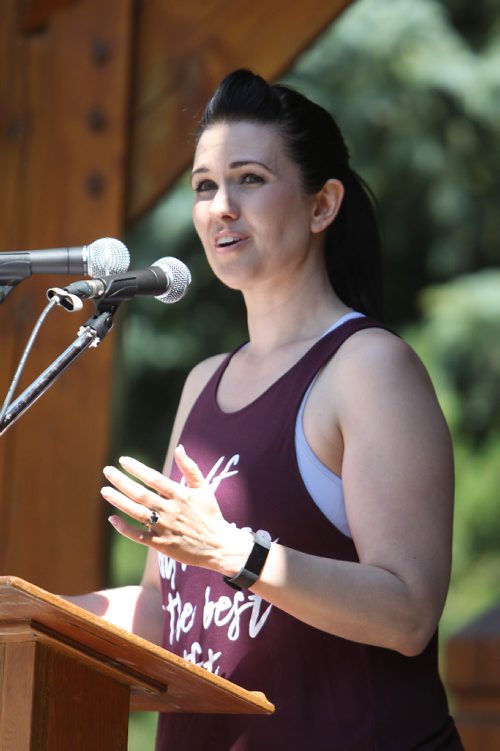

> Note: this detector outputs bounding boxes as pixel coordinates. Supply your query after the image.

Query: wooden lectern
[0,576,274,749]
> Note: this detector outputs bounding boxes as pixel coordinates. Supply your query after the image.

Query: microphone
[46,256,191,311]
[0,237,130,283]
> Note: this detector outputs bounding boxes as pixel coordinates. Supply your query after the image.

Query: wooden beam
[126,0,353,222]
[21,0,78,33]
[446,606,500,750]
[0,0,133,592]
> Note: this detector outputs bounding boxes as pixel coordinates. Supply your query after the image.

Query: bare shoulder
[331,326,437,401]
[326,326,450,450]
[337,325,421,367]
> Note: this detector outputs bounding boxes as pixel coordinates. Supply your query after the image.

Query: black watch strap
[223,530,272,591]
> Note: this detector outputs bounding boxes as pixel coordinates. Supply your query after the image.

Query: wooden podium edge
[0,576,275,715]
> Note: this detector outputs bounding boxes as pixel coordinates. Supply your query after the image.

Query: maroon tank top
[156,317,462,750]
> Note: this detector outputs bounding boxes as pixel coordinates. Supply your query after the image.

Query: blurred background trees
[108,0,500,744]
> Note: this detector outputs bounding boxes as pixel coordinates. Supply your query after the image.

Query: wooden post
[0,0,133,593]
[0,633,129,750]
[446,605,500,750]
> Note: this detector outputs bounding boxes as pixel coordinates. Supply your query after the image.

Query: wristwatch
[223,530,272,591]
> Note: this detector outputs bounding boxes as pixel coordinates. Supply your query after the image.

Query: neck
[241,268,350,355]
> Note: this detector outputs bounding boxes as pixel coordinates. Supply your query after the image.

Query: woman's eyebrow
[191,165,209,178]
[191,160,274,178]
[229,159,274,172]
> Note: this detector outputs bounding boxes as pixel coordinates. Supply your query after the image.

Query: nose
[209,184,239,221]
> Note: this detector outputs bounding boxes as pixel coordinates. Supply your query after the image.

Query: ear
[310,179,344,234]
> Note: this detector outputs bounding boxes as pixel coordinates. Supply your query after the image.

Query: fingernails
[118,456,134,466]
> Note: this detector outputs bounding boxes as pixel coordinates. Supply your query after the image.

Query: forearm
[250,543,441,656]
[63,584,164,645]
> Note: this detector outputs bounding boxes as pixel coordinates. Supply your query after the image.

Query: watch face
[255,529,272,546]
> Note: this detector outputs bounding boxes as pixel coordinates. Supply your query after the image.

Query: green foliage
[410,271,500,443]
[404,271,500,635]
[128,712,157,749]
[283,0,500,322]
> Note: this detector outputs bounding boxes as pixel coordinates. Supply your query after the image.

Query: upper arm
[336,331,454,622]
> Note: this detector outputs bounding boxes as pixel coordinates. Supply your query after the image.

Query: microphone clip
[47,286,123,318]
[46,287,84,312]
[78,307,117,347]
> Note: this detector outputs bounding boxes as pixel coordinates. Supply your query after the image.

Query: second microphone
[47,257,191,311]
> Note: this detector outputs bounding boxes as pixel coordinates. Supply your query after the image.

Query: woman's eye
[193,179,216,193]
[241,173,264,185]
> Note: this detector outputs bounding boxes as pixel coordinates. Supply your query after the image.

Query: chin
[207,257,260,291]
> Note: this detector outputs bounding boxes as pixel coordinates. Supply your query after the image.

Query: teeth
[217,236,238,246]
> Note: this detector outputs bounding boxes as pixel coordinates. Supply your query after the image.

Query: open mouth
[215,235,244,249]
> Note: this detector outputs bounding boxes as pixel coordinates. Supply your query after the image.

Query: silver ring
[145,509,159,530]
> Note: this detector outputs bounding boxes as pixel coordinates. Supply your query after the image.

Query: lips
[213,231,247,251]
[217,236,239,247]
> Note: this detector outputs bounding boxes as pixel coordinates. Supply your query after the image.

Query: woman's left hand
[101,445,251,573]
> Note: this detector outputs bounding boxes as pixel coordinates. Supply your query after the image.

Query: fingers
[100,478,154,526]
[108,514,158,547]
[102,477,163,546]
[102,463,157,507]
[174,444,206,488]
[102,447,209,549]
[117,456,175,498]
[115,449,206,495]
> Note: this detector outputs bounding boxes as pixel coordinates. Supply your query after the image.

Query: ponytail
[326,169,384,320]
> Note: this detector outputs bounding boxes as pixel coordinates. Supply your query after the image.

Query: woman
[71,70,462,749]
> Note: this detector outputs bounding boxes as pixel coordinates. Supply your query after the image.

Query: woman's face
[191,121,323,291]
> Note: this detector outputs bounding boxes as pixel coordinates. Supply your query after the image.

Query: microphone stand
[0,283,19,303]
[0,302,120,435]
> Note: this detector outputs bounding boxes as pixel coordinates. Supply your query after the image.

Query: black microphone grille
[152,257,191,304]
[86,237,130,277]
